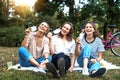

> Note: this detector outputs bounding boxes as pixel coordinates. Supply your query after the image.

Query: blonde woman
[18,22,51,72]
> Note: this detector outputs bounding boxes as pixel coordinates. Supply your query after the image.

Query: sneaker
[82,68,89,75]
[46,62,60,78]
[89,68,107,78]
[57,58,65,76]
[34,67,46,74]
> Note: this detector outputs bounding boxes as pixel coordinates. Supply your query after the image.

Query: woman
[69,22,106,78]
[47,21,75,77]
[18,22,51,73]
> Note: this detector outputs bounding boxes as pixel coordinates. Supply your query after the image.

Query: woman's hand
[44,59,49,63]
[68,66,74,72]
[25,27,31,36]
[76,37,81,44]
[47,32,52,40]
[39,62,46,69]
[90,59,97,63]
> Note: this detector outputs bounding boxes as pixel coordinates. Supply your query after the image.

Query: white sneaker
[82,68,89,75]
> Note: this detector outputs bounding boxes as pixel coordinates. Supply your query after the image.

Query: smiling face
[58,21,73,41]
[38,22,49,33]
[84,22,99,38]
[84,23,95,35]
[61,23,71,36]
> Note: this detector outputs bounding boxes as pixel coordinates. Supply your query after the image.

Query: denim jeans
[18,46,52,67]
[77,45,101,73]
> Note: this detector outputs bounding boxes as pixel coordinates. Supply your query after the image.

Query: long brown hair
[84,22,99,38]
[58,21,74,41]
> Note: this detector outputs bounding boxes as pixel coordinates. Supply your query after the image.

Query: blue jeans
[77,45,101,73]
[18,46,52,67]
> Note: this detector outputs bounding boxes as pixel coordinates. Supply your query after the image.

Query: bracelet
[96,59,99,62]
[45,58,49,60]
[76,42,80,44]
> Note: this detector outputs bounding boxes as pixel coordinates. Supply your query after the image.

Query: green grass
[0,47,120,80]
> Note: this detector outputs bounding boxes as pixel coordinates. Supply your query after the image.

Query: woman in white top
[47,21,75,77]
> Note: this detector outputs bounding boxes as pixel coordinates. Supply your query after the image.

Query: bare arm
[68,53,77,72]
[21,36,30,48]
[68,37,81,72]
[90,52,103,63]
[75,37,80,56]
[21,28,31,48]
[47,32,55,55]
[96,52,102,61]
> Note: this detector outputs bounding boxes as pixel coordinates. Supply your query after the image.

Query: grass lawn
[0,47,120,80]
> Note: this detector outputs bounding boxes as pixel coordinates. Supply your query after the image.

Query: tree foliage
[0,0,9,27]
[14,5,31,18]
[0,0,120,46]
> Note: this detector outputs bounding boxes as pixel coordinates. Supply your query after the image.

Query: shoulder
[27,32,36,38]
[71,38,75,43]
[43,36,49,42]
[95,37,103,45]
[53,35,58,38]
[95,37,102,42]
[68,38,75,45]
[52,35,59,40]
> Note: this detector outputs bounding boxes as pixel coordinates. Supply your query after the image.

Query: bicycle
[102,25,120,57]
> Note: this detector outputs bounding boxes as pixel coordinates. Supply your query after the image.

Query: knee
[18,46,25,50]
[58,52,65,57]
[18,46,26,54]
[59,52,64,55]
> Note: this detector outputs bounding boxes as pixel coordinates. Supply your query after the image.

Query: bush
[0,26,25,47]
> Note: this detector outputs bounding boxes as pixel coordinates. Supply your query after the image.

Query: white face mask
[31,26,37,32]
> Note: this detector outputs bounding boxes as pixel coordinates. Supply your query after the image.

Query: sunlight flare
[14,0,37,6]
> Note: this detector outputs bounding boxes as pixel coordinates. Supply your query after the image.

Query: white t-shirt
[52,35,75,56]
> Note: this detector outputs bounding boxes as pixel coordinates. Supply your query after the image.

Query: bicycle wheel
[110,32,120,57]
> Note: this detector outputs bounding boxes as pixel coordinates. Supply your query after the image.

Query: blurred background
[0,0,120,47]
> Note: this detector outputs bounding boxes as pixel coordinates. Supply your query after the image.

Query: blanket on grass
[10,64,46,73]
[10,59,120,73]
[73,59,120,71]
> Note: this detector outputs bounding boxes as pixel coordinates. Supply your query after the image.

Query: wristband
[76,42,80,44]
[96,59,99,62]
[45,58,49,60]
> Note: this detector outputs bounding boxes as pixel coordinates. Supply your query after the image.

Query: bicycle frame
[102,32,120,49]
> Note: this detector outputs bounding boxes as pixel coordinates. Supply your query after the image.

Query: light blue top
[80,36,105,58]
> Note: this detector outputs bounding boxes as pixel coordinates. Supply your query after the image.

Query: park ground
[0,47,120,80]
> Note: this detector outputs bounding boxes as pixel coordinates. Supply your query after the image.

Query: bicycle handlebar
[107,24,116,29]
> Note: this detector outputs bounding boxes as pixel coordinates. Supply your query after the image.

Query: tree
[0,0,9,27]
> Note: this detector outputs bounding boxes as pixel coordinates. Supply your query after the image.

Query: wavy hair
[58,21,74,41]
[84,22,99,38]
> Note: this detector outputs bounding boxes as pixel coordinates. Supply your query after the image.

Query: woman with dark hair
[69,22,106,78]
[47,21,75,77]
